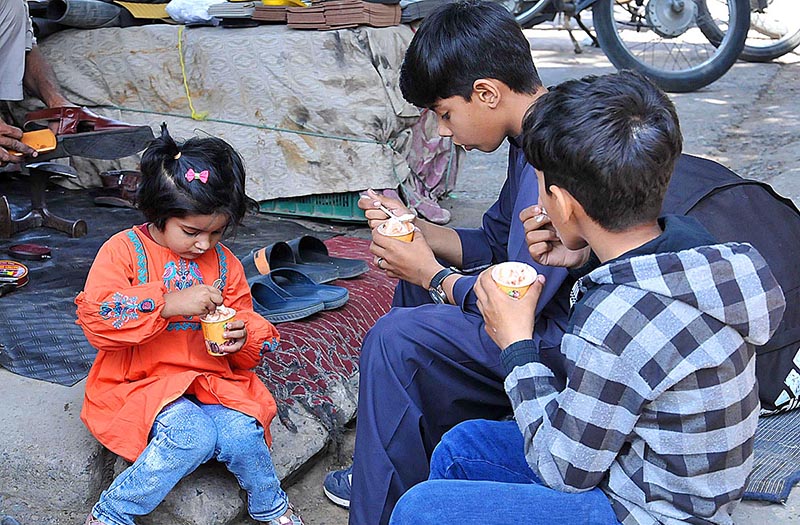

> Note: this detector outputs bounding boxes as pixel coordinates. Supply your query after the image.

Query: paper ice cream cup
[377,220,415,243]
[491,262,537,300]
[200,306,237,356]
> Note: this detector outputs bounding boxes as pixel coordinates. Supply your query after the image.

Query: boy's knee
[361,310,412,365]
[390,482,440,523]
[430,421,474,472]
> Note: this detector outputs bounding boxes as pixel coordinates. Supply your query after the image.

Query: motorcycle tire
[592,0,750,93]
[515,0,555,27]
[697,0,800,62]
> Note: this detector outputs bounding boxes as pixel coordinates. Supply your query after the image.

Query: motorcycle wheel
[592,0,750,93]
[496,0,553,27]
[698,0,800,62]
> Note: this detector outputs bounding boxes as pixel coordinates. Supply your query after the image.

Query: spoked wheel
[592,0,750,92]
[698,0,800,62]
[496,0,555,27]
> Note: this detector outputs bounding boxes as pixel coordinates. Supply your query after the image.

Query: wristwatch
[428,267,460,304]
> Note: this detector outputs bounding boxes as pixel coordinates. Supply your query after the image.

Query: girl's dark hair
[399,0,543,109]
[522,70,683,231]
[137,124,254,233]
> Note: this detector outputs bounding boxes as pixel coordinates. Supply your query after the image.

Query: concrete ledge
[0,368,357,524]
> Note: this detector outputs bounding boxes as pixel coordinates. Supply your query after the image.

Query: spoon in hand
[360,196,415,222]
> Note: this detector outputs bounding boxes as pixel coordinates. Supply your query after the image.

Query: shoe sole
[322,291,349,311]
[322,486,350,509]
[259,302,325,324]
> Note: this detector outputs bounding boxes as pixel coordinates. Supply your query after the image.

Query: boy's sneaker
[323,466,352,508]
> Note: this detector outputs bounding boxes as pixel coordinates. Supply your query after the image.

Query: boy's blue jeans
[91,396,287,525]
[390,419,622,525]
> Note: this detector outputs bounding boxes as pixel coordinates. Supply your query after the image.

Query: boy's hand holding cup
[491,261,538,299]
[475,262,544,350]
[376,218,415,243]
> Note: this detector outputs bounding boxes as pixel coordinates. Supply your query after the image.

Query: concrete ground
[284,26,800,525]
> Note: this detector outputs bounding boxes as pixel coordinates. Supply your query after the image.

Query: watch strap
[429,267,458,291]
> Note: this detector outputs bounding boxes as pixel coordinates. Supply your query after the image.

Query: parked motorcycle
[699,0,800,62]
[501,0,751,92]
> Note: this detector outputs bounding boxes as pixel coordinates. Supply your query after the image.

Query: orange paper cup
[200,308,237,356]
[377,221,415,243]
[491,262,537,300]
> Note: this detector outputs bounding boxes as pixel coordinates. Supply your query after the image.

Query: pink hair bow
[185,168,209,183]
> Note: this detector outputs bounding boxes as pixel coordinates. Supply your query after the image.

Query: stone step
[0,369,356,524]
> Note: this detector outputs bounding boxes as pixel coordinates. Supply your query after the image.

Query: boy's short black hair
[522,70,682,231]
[399,0,542,109]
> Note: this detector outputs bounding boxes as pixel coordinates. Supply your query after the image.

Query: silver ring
[377,257,384,269]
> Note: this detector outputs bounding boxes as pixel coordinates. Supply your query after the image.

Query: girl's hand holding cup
[475,262,545,350]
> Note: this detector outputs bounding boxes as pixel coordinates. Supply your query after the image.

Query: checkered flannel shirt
[503,242,786,524]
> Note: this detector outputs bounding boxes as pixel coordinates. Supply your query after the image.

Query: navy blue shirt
[452,135,572,353]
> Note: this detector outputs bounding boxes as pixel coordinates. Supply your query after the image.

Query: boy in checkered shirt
[389,70,787,525]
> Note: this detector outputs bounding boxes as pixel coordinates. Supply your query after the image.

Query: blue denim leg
[389,420,621,525]
[92,397,217,525]
[198,403,288,521]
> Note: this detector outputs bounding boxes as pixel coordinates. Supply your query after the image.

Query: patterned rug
[744,409,800,502]
[255,236,395,433]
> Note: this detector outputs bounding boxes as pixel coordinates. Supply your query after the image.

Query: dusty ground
[282,27,800,525]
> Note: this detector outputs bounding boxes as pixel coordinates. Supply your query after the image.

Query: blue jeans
[92,397,287,525]
[390,420,621,525]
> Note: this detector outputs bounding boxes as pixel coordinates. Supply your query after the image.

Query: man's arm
[23,46,70,109]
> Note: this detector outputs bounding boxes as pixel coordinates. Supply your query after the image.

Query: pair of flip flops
[244,236,367,323]
[250,268,349,324]
[242,235,369,284]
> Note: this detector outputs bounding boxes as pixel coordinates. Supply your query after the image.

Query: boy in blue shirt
[390,70,786,525]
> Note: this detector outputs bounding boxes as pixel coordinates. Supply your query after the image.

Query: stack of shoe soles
[22,107,154,162]
[93,169,141,208]
[242,235,369,323]
[208,1,257,18]
[287,0,400,30]
[253,4,289,22]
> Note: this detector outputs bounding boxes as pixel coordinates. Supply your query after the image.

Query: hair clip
[174,152,182,160]
[185,168,209,183]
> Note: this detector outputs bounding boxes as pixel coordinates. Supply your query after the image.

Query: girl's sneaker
[267,503,304,525]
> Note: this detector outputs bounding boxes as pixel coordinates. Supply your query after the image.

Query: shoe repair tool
[7,129,57,157]
[359,194,415,222]
[7,243,52,261]
[0,260,30,288]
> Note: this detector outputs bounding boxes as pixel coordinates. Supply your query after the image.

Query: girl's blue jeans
[390,419,622,525]
[91,396,287,525]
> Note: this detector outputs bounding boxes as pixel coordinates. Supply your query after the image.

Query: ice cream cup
[491,262,537,300]
[377,220,415,243]
[200,306,237,356]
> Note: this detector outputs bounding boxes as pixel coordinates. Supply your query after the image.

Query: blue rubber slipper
[287,235,368,279]
[268,268,349,310]
[241,241,339,284]
[249,276,325,324]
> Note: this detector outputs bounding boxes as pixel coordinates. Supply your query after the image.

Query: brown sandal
[24,107,140,136]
